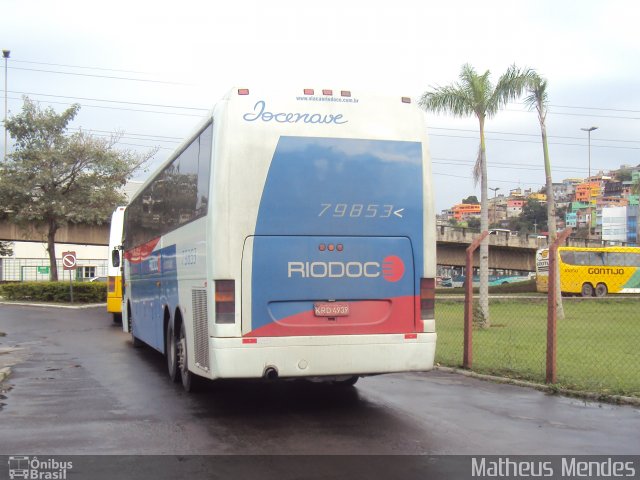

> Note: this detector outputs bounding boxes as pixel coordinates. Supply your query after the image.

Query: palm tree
[524,72,565,319]
[419,64,531,327]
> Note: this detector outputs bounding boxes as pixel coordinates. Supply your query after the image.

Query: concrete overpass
[0,220,609,272]
[436,226,610,271]
[0,221,109,246]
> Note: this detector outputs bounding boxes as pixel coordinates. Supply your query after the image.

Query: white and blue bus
[122,88,437,391]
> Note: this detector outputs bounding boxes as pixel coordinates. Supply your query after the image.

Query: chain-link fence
[435,243,640,398]
[0,257,108,282]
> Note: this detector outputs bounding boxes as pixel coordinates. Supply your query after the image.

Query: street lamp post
[581,126,598,180]
[489,187,500,225]
[2,49,9,161]
[581,126,598,236]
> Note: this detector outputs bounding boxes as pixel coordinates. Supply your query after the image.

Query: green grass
[436,297,640,397]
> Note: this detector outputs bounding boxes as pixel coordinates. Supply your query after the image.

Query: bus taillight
[420,278,435,320]
[215,280,235,324]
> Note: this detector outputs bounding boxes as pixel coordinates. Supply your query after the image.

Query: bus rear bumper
[107,295,122,314]
[206,333,437,379]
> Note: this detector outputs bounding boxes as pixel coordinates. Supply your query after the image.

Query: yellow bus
[108,206,126,323]
[536,246,640,297]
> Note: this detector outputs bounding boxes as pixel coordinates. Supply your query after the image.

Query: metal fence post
[546,228,572,384]
[463,230,489,369]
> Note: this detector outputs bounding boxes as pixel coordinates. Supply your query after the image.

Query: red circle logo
[382,255,405,282]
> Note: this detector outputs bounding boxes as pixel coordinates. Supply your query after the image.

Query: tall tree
[0,98,156,280]
[419,64,531,326]
[524,73,565,318]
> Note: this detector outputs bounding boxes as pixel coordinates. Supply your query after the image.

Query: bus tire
[581,283,594,297]
[177,321,198,392]
[128,306,143,348]
[595,283,608,297]
[166,322,179,383]
[333,376,359,387]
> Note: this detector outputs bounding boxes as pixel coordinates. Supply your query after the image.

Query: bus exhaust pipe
[263,367,279,381]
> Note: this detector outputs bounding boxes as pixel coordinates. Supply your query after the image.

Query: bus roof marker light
[323,89,333,96]
[341,91,351,97]
[328,244,335,251]
[319,244,326,251]
[238,89,250,95]
[401,97,412,104]
[336,244,343,252]
[304,89,314,95]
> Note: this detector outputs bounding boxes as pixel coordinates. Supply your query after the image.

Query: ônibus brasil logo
[287,256,405,282]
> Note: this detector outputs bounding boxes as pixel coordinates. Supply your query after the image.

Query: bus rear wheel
[177,322,198,392]
[581,283,594,297]
[332,376,359,387]
[595,283,608,298]
[166,322,179,383]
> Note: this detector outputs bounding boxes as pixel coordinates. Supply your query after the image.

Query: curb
[435,366,640,407]
[0,301,105,310]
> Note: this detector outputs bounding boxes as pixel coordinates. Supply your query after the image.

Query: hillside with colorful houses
[438,165,640,244]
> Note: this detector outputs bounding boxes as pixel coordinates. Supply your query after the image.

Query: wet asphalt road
[0,305,639,457]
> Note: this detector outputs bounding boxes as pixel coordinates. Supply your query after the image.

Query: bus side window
[560,251,574,265]
[589,252,605,266]
[605,252,623,266]
[624,252,640,267]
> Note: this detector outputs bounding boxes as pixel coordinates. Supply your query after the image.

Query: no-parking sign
[62,251,77,270]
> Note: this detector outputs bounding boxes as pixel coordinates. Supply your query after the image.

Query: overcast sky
[2,0,639,211]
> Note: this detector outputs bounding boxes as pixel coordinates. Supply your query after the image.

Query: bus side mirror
[112,248,121,268]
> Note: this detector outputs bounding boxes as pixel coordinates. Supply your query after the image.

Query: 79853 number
[318,203,402,218]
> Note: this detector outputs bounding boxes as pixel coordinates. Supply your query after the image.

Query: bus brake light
[215,280,235,324]
[238,89,250,95]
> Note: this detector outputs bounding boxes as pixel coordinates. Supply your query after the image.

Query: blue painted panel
[251,136,424,333]
[255,136,423,242]
[251,235,414,330]
[129,244,178,352]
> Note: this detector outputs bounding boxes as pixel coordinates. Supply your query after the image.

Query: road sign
[62,251,77,270]
[37,266,50,275]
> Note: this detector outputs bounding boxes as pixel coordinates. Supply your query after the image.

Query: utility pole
[581,126,598,236]
[489,187,500,225]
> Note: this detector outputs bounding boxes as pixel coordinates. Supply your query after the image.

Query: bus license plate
[314,302,350,317]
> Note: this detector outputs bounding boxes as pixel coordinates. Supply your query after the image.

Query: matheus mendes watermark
[8,456,73,480]
[471,457,637,478]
